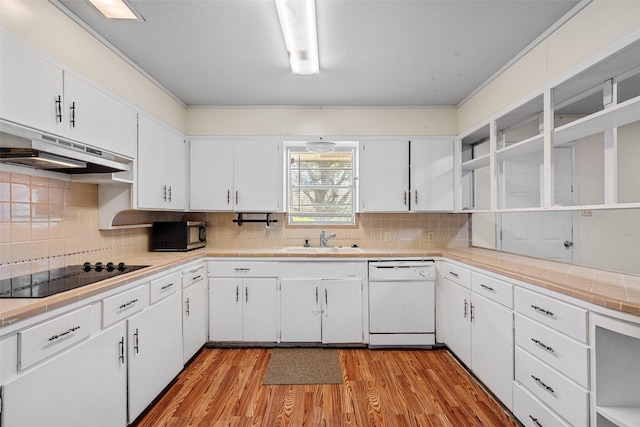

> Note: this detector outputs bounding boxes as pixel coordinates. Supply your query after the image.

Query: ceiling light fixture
[88,0,140,20]
[306,139,335,154]
[275,0,319,75]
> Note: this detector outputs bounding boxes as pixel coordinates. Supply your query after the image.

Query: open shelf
[461,154,490,171]
[496,134,544,163]
[597,406,640,427]
[553,95,640,145]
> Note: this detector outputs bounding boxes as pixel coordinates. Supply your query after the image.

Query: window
[287,144,356,225]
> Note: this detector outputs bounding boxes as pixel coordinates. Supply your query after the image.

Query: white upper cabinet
[0,34,137,158]
[0,35,64,135]
[359,139,454,212]
[62,72,137,158]
[137,114,187,210]
[190,139,283,212]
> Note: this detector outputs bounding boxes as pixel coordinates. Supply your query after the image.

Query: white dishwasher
[368,260,435,347]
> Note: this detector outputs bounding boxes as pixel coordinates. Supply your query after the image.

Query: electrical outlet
[427,231,435,241]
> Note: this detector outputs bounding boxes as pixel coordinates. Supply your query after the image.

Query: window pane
[288,148,355,225]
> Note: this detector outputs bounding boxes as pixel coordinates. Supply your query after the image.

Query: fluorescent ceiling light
[88,0,140,20]
[275,0,319,75]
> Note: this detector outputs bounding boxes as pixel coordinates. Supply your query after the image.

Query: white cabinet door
[128,292,183,422]
[183,279,208,363]
[63,72,137,158]
[209,278,243,341]
[243,278,278,342]
[322,279,363,344]
[471,293,514,410]
[138,115,187,210]
[233,140,282,212]
[2,323,128,427]
[190,139,235,210]
[1,36,64,135]
[441,277,472,366]
[411,139,454,211]
[359,140,409,212]
[280,279,322,342]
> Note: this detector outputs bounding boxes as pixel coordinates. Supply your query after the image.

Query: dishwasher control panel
[368,261,435,281]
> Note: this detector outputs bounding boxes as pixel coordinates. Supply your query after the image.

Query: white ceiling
[55,0,582,108]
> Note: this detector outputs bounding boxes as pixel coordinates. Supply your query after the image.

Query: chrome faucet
[319,230,336,247]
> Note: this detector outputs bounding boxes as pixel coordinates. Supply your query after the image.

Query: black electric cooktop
[0,263,149,298]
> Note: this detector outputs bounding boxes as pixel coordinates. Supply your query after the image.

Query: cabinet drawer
[182,264,206,289]
[513,382,570,427]
[515,287,588,343]
[471,272,513,309]
[515,314,589,388]
[150,272,180,304]
[441,262,471,289]
[516,348,589,427]
[102,285,146,328]
[19,306,92,370]
[208,261,278,277]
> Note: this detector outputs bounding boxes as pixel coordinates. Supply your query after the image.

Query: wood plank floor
[134,348,519,427]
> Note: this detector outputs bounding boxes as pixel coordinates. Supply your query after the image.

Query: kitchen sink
[281,246,364,254]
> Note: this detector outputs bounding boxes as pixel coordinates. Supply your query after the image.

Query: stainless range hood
[0,121,132,174]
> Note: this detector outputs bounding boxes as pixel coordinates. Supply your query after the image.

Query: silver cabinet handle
[168,186,172,202]
[531,305,554,316]
[449,271,459,278]
[235,190,239,205]
[163,185,167,201]
[227,189,230,205]
[529,415,543,427]
[415,190,418,205]
[470,302,474,322]
[233,268,250,272]
[119,337,125,364]
[119,298,138,310]
[193,275,202,281]
[133,328,140,354]
[531,338,555,353]
[245,287,248,303]
[55,95,63,123]
[480,283,495,292]
[463,299,468,318]
[70,101,76,127]
[161,282,174,291]
[186,297,190,316]
[236,285,239,303]
[325,288,328,306]
[315,286,319,304]
[531,375,554,393]
[48,325,80,341]
[403,191,407,206]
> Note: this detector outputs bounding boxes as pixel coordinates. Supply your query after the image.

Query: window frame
[285,141,358,226]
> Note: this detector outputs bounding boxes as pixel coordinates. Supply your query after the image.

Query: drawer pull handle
[531,375,554,393]
[234,268,250,272]
[161,283,174,291]
[193,275,202,281]
[48,325,80,341]
[531,338,555,353]
[480,284,494,292]
[449,271,459,278]
[529,415,543,427]
[119,299,139,310]
[531,305,554,316]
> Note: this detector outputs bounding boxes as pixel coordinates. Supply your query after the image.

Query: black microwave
[152,221,207,251]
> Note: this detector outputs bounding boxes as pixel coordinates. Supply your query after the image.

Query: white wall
[186,107,457,136]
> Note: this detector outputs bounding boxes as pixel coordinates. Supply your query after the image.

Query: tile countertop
[1,247,639,327]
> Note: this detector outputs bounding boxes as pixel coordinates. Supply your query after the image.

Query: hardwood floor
[135,348,519,427]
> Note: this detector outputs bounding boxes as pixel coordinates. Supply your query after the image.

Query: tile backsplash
[0,171,148,278]
[186,211,470,250]
[1,168,470,278]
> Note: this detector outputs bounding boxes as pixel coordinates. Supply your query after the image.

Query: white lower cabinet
[280,278,363,344]
[128,291,184,422]
[208,277,278,342]
[2,322,128,427]
[438,262,514,410]
[182,263,208,363]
